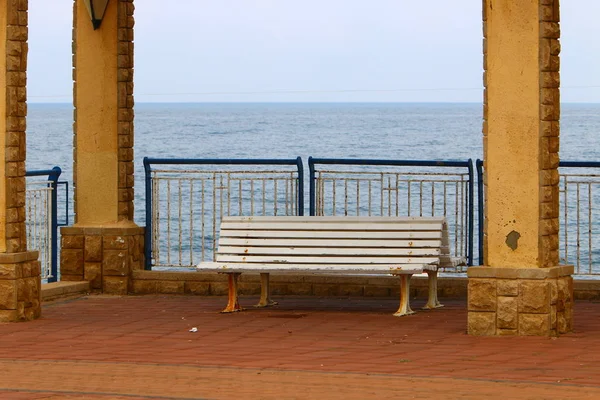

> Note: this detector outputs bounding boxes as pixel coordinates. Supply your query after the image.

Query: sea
[26,102,600,223]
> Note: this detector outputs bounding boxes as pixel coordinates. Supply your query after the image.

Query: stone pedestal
[60,225,144,294]
[0,251,41,322]
[468,266,573,336]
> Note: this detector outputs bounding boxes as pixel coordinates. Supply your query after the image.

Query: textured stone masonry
[61,226,144,294]
[538,0,561,267]
[3,0,28,254]
[468,266,573,336]
[117,0,135,221]
[0,251,41,322]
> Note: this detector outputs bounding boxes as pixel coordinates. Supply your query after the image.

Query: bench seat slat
[222,216,446,224]
[197,262,429,274]
[220,222,445,231]
[220,230,443,240]
[217,246,441,257]
[215,255,440,264]
[218,238,443,248]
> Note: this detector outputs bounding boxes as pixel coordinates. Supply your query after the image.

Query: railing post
[467,159,474,266]
[296,156,304,216]
[48,167,61,283]
[476,159,484,266]
[143,157,152,270]
[308,157,316,216]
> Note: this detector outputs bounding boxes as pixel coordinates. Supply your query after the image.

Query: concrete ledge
[61,226,144,236]
[0,250,39,264]
[131,270,467,298]
[129,270,600,300]
[42,281,90,302]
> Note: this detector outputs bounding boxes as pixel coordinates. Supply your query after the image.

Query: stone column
[0,0,42,322]
[468,0,573,336]
[61,0,144,294]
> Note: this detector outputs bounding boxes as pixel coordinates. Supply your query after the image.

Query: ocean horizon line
[26,101,600,106]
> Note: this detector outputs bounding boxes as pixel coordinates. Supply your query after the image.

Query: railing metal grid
[25,167,62,282]
[559,161,600,275]
[308,158,475,269]
[144,157,304,269]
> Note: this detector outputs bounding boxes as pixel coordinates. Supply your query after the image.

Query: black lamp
[83,0,109,30]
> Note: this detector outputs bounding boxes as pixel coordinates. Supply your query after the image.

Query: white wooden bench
[196,216,464,316]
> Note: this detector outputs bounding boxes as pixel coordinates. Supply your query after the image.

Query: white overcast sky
[27,0,600,103]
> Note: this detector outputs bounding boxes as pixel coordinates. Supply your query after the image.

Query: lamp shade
[82,0,110,30]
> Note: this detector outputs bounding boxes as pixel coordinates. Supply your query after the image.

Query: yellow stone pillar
[0,0,42,322]
[468,0,573,336]
[61,0,144,294]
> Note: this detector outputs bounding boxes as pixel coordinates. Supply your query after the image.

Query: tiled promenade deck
[1,295,600,399]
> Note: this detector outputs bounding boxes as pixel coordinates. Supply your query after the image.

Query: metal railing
[144,156,600,277]
[559,161,600,275]
[477,160,600,276]
[25,167,66,282]
[144,157,304,269]
[308,158,475,268]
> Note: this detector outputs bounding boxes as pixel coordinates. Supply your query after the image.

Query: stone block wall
[61,226,144,294]
[468,266,573,336]
[0,251,41,322]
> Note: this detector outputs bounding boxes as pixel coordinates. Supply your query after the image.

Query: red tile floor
[1,295,600,399]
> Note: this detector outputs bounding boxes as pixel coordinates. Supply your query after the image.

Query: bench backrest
[216,216,455,269]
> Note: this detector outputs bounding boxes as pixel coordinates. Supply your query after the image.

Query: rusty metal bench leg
[255,273,278,308]
[394,274,415,317]
[222,273,243,313]
[423,270,444,310]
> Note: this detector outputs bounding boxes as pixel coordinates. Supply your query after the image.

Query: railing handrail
[143,156,304,269]
[143,157,304,166]
[26,166,62,181]
[308,157,473,168]
[559,161,600,168]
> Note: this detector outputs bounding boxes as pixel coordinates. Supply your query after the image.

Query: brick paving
[1,295,600,399]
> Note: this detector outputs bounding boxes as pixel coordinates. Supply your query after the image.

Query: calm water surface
[26,102,600,222]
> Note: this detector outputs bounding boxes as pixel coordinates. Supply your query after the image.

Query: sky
[27,0,600,103]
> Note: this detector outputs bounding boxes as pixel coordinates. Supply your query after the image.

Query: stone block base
[60,225,145,294]
[0,251,41,322]
[467,265,574,336]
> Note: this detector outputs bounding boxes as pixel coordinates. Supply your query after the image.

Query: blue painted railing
[25,167,65,283]
[476,159,484,266]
